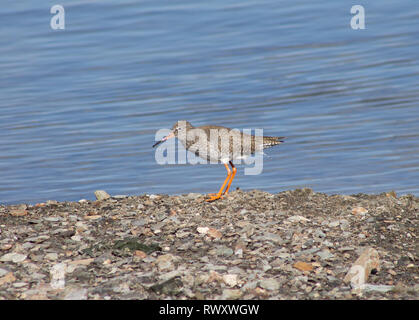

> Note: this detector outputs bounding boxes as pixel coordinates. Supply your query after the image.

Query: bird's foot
[205,193,223,202]
[207,190,229,197]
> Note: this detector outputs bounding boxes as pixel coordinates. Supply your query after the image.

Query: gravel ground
[0,188,417,300]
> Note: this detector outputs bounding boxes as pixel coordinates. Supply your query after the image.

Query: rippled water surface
[1,0,418,204]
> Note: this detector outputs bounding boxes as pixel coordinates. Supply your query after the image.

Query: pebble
[134,250,147,259]
[94,190,111,201]
[197,227,209,234]
[222,274,238,287]
[25,235,50,243]
[276,252,291,259]
[328,220,340,228]
[186,193,201,200]
[259,278,280,291]
[50,263,66,289]
[0,272,16,285]
[295,247,320,257]
[9,209,28,217]
[113,195,128,199]
[344,247,380,288]
[207,228,222,239]
[216,246,234,257]
[12,282,27,288]
[293,261,313,272]
[44,217,61,222]
[317,250,334,260]
[222,289,242,300]
[45,253,59,261]
[156,254,175,271]
[0,268,10,277]
[363,284,395,293]
[352,207,368,215]
[0,253,27,263]
[64,287,88,300]
[314,230,326,238]
[261,232,283,243]
[287,215,310,223]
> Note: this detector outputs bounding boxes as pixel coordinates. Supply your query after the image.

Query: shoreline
[0,189,417,300]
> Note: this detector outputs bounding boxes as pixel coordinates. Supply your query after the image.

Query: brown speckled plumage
[170,120,285,162]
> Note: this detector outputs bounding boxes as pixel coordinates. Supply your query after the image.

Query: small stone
[94,190,111,201]
[314,230,326,238]
[222,289,242,300]
[340,219,350,230]
[83,215,102,220]
[68,258,94,266]
[259,278,280,291]
[293,261,313,272]
[234,241,246,255]
[45,252,58,261]
[339,246,355,252]
[1,243,13,251]
[216,246,234,257]
[12,282,28,288]
[186,193,201,199]
[222,274,238,287]
[388,269,397,276]
[363,284,394,293]
[25,235,50,243]
[113,195,128,199]
[156,254,175,271]
[64,287,88,300]
[344,247,379,288]
[197,227,209,235]
[0,252,27,263]
[352,207,368,215]
[287,215,310,223]
[9,209,28,217]
[134,250,147,259]
[0,272,16,286]
[0,268,9,277]
[277,252,291,259]
[71,234,82,241]
[317,250,334,260]
[207,228,222,239]
[262,232,283,243]
[328,220,340,228]
[44,217,61,222]
[50,263,66,289]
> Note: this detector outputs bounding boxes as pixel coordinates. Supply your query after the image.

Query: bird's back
[178,124,285,161]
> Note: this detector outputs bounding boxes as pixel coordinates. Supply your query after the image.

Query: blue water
[1,0,418,204]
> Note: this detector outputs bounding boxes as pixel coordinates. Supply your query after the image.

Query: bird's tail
[262,136,286,148]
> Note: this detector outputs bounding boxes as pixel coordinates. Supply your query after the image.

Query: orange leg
[223,161,237,195]
[206,163,231,202]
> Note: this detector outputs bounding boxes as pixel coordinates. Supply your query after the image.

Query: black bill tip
[152,140,163,148]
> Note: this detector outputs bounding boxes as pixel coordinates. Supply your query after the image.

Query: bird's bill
[152,131,175,148]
